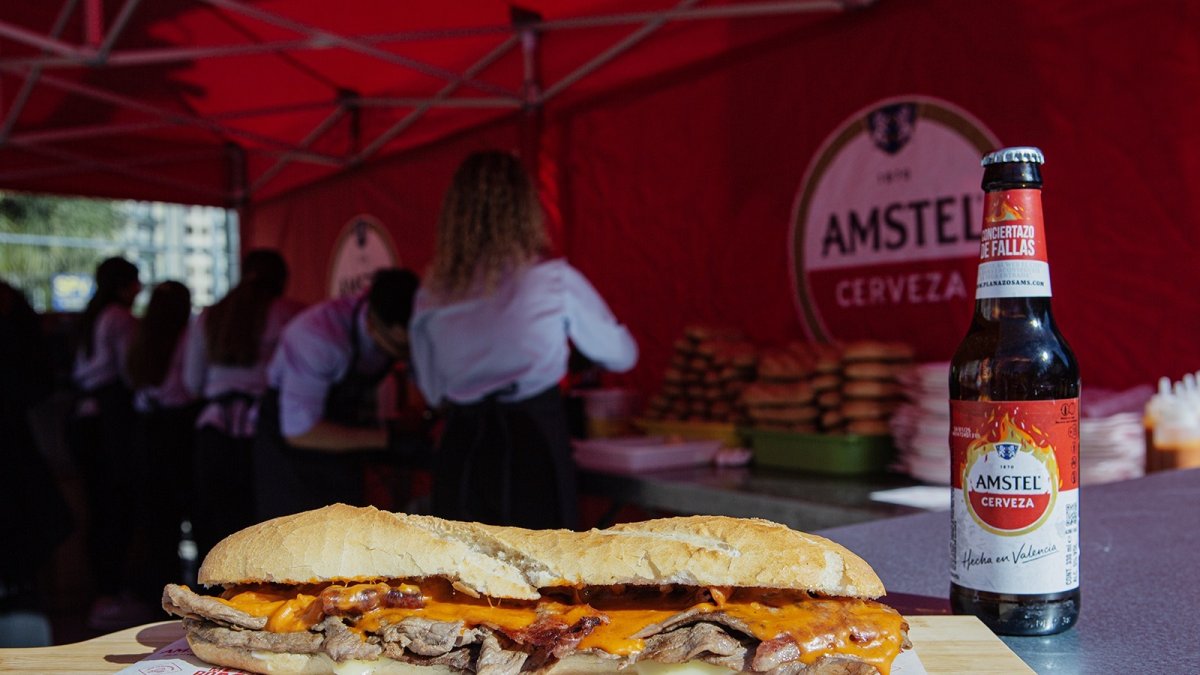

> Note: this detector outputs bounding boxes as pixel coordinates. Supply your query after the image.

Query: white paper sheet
[870,485,952,511]
[892,647,929,674]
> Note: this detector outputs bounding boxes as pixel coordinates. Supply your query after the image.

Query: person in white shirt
[410,151,638,529]
[181,249,303,560]
[255,268,420,520]
[67,256,154,630]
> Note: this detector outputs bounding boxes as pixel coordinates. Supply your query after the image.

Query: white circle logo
[790,96,999,360]
[327,215,398,298]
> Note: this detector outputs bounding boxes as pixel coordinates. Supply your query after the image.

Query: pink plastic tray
[573,435,722,473]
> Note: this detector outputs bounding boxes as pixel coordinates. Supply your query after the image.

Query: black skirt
[432,385,578,530]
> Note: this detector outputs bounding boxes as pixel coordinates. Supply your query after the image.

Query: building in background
[123,201,238,309]
[0,193,238,312]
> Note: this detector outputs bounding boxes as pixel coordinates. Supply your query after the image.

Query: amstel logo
[962,412,1059,536]
[788,95,999,360]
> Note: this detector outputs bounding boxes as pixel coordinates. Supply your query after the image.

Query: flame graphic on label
[974,409,1055,450]
[962,411,1060,536]
[985,195,1025,223]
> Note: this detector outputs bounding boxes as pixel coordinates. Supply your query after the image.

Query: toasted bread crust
[199,505,885,599]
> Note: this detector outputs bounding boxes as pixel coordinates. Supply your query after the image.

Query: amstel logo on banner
[327,215,399,298]
[789,96,999,360]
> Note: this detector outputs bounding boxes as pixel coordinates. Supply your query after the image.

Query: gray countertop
[818,468,1200,674]
[578,463,1200,672]
[578,465,923,531]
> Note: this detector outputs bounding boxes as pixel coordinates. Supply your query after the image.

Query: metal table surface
[578,464,924,531]
[817,467,1200,674]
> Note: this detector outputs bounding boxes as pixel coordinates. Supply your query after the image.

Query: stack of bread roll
[644,326,757,424]
[808,344,846,433]
[839,341,914,436]
[739,342,839,432]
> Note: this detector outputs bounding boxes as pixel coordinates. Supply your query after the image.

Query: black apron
[65,380,139,595]
[133,398,200,598]
[432,384,578,530]
[191,390,260,561]
[254,299,393,520]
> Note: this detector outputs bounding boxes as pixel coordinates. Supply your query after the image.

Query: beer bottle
[949,146,1080,635]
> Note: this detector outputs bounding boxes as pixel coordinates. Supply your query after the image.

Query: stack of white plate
[1080,411,1145,484]
[890,370,1149,486]
[889,362,952,484]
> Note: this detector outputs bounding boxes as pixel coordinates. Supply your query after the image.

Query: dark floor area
[32,470,196,647]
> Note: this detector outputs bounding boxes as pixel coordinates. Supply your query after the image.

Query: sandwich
[162,504,910,675]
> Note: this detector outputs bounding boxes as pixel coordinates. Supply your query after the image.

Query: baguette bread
[171,505,908,675]
[201,504,883,599]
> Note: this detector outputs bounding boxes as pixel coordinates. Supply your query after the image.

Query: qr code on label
[1066,503,1078,526]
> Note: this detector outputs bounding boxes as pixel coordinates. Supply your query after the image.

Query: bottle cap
[982,146,1045,167]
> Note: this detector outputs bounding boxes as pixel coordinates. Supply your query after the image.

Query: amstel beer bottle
[949,147,1080,635]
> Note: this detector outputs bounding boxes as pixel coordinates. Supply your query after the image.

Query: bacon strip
[320,583,424,616]
[503,615,607,658]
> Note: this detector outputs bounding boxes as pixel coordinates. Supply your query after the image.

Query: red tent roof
[0,0,858,205]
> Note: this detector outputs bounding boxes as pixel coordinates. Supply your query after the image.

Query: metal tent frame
[0,0,864,204]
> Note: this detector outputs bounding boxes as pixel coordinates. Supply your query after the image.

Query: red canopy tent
[0,0,843,204]
[2,0,1198,396]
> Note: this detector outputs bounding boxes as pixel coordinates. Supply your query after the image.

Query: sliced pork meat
[184,617,323,653]
[753,635,802,672]
[164,582,899,675]
[477,631,530,675]
[319,616,383,661]
[380,616,480,656]
[382,641,475,670]
[754,635,891,674]
[162,584,266,630]
[632,607,754,639]
[642,622,750,671]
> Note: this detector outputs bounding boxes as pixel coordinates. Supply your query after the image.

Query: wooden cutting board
[907,615,1034,674]
[0,617,1033,674]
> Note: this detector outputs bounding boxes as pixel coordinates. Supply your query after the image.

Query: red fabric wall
[246,119,524,303]
[554,0,1200,395]
[248,0,1200,399]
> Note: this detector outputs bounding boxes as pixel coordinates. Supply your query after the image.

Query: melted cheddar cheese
[216,582,906,674]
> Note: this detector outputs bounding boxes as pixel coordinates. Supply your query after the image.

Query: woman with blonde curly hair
[411,150,638,529]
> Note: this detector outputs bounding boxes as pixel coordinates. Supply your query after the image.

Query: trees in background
[0,193,125,311]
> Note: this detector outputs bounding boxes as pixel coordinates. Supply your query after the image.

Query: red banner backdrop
[249,0,1200,398]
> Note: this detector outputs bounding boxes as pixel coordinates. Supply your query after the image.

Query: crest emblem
[994,442,1020,460]
[354,218,370,247]
[866,103,916,155]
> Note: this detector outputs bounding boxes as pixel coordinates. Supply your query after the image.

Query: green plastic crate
[746,427,895,475]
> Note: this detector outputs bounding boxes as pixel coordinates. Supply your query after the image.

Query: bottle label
[950,399,1079,594]
[976,189,1052,299]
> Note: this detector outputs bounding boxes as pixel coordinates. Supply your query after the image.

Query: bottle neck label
[975,188,1051,299]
